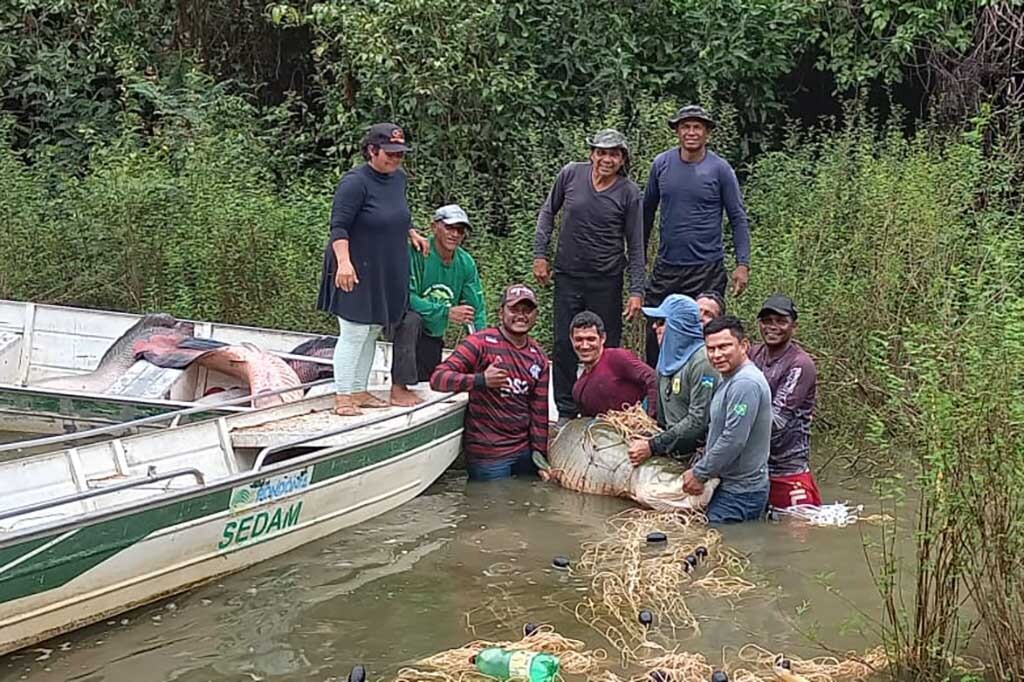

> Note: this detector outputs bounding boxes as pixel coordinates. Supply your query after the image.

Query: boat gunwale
[0,395,466,549]
[0,377,335,456]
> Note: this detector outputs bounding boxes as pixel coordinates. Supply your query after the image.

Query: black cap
[668,105,716,130]
[363,122,412,152]
[757,294,798,321]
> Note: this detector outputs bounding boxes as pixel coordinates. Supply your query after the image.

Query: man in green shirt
[389,204,487,406]
[627,294,718,465]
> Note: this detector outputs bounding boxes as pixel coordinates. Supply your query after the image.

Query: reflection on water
[2,468,894,682]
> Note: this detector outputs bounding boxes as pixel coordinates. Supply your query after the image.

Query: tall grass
[737,112,1024,679]
[0,95,743,350]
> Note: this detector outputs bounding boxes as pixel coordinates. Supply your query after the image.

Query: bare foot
[390,385,424,407]
[333,394,362,416]
[353,391,389,409]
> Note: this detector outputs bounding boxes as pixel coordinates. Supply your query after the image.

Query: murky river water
[1,451,896,682]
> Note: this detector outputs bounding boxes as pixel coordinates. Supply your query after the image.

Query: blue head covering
[642,294,704,376]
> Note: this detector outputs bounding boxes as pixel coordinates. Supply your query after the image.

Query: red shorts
[769,471,822,508]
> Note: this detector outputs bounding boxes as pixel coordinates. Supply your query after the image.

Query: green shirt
[649,347,718,459]
[409,238,487,338]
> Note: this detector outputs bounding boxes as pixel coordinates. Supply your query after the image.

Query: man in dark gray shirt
[534,129,645,422]
[642,105,751,367]
[683,315,771,523]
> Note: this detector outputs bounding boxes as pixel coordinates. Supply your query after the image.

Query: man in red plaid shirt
[431,284,550,481]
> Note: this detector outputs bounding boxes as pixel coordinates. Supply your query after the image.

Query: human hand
[683,468,705,496]
[483,363,510,389]
[409,229,430,256]
[533,258,551,286]
[627,439,652,466]
[730,265,749,297]
[335,259,358,292]
[623,295,643,320]
[449,305,475,325]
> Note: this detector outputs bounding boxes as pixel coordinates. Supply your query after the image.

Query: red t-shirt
[430,328,549,462]
[571,348,657,418]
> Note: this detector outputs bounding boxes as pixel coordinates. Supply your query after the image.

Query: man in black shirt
[533,129,645,423]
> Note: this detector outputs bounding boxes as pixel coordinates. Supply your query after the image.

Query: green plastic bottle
[473,647,560,682]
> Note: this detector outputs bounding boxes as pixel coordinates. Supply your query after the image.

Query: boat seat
[0,331,21,384]
[107,360,184,399]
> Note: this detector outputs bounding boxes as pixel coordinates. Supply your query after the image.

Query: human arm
[642,160,660,252]
[332,240,358,291]
[624,187,646,298]
[608,350,658,419]
[649,363,714,457]
[529,359,551,456]
[720,163,750,296]
[429,337,485,393]
[408,228,430,256]
[329,172,365,242]
[533,167,568,285]
[329,173,366,291]
[768,360,816,451]
[461,259,488,331]
[693,379,759,482]
[720,163,750,266]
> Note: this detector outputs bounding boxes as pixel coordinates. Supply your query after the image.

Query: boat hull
[0,408,463,655]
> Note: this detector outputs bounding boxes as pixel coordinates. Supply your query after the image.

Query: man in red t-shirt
[570,311,657,418]
[430,284,550,481]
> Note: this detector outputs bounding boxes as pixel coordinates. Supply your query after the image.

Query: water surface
[2,466,892,682]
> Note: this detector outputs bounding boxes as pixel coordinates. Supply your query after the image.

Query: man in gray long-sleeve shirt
[683,315,770,523]
[642,105,752,368]
[534,129,646,421]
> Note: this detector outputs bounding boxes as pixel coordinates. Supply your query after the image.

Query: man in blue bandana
[627,294,718,465]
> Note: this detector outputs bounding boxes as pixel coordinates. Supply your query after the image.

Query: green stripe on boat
[0,410,463,605]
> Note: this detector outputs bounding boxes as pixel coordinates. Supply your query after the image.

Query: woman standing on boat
[317,122,428,416]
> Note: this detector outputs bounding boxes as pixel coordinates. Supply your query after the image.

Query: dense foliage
[735,115,1024,679]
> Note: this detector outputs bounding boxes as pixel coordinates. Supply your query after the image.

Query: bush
[735,111,1024,679]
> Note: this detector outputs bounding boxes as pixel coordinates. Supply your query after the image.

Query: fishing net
[729,644,888,681]
[568,509,755,662]
[392,625,609,682]
[769,504,894,528]
[595,404,663,441]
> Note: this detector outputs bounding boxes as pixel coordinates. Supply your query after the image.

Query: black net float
[551,555,570,570]
[523,622,540,637]
[646,531,668,543]
[349,665,367,682]
[638,609,654,626]
[711,671,729,682]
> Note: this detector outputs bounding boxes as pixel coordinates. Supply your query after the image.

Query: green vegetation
[0,0,1022,677]
[737,113,1024,679]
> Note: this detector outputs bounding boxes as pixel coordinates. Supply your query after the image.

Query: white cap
[432,204,471,228]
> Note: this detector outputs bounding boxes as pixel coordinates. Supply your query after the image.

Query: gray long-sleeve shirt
[642,149,751,267]
[693,360,771,494]
[534,162,645,295]
[650,347,717,459]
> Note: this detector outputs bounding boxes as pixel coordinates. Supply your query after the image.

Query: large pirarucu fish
[35,314,194,393]
[133,337,305,408]
[535,418,718,512]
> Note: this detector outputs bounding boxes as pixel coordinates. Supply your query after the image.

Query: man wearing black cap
[534,128,645,423]
[641,105,751,367]
[431,284,550,481]
[748,294,822,509]
[317,121,429,417]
